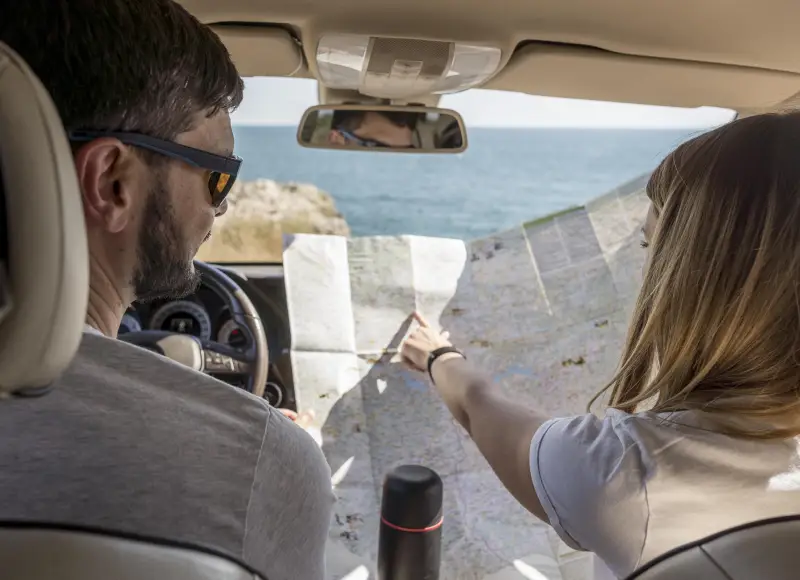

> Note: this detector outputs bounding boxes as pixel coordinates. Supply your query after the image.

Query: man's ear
[73,138,139,234]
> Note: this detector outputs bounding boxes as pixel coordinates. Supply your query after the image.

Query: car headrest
[0,522,264,580]
[0,42,88,395]
[626,515,800,580]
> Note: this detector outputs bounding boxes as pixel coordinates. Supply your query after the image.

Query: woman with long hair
[402,111,800,578]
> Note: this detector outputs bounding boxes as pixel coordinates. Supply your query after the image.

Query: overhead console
[313,34,503,102]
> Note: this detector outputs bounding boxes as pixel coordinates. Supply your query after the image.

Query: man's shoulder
[69,333,326,463]
[75,332,231,383]
[261,408,329,472]
[71,332,273,425]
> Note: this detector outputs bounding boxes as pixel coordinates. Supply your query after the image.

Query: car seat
[625,515,800,579]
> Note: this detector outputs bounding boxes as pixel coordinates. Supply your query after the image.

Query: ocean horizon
[232,125,707,239]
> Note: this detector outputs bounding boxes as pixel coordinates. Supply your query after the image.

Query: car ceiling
[180,0,800,113]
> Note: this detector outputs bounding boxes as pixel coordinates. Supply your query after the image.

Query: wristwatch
[427,346,465,384]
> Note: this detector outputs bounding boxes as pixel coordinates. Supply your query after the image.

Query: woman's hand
[403,311,468,426]
[401,312,454,372]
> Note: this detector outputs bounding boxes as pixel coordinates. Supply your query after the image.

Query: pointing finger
[413,311,431,328]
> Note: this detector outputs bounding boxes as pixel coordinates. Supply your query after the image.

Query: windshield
[197,77,734,264]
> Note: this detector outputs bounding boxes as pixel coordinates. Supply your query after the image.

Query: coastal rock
[197,179,350,263]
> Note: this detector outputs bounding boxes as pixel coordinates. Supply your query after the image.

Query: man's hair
[331,111,367,133]
[0,0,244,140]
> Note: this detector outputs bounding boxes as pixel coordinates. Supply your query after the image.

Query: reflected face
[329,112,414,148]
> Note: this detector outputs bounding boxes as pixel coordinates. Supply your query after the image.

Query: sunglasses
[68,130,242,207]
[336,129,415,150]
[336,129,387,148]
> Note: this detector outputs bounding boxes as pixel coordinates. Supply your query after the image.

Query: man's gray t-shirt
[0,331,335,580]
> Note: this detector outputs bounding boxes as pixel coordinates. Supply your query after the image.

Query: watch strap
[427,346,465,384]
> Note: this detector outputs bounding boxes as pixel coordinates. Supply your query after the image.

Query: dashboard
[119,285,247,350]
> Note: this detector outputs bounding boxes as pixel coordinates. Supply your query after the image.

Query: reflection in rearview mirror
[297,105,467,153]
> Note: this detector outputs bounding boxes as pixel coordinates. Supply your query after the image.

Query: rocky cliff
[196,179,350,263]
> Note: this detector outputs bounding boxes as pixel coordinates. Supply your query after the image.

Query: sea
[232,125,708,240]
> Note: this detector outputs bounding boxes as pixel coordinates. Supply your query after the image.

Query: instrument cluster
[120,285,247,350]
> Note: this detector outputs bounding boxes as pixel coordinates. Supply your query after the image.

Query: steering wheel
[117,261,270,397]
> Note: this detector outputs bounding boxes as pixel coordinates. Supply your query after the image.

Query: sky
[231,77,736,129]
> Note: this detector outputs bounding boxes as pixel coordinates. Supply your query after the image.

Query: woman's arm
[402,313,551,521]
[434,355,551,521]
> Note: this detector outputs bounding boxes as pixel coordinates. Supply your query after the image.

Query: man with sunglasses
[0,2,334,580]
[329,110,419,148]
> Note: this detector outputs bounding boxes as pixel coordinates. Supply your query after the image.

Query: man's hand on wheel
[279,408,315,429]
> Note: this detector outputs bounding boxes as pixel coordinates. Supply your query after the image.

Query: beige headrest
[0,524,261,580]
[0,42,88,394]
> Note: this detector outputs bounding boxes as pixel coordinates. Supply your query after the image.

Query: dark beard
[131,181,201,302]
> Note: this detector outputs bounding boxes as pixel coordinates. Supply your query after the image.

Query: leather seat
[0,41,87,393]
[626,515,800,580]
[0,40,264,580]
[0,522,261,580]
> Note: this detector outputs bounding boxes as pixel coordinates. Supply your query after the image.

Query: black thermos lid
[381,465,443,530]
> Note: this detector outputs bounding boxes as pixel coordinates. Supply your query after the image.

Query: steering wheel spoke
[200,341,253,375]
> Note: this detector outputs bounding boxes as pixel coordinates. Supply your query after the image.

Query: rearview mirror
[297,105,467,153]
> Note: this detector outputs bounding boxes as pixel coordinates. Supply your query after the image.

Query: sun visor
[488,43,800,111]
[211,25,305,78]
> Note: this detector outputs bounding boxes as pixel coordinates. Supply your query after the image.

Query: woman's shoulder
[584,407,743,437]
[534,408,679,451]
[538,408,798,484]
[605,408,797,446]
[531,411,656,507]
[530,410,652,574]
[531,409,737,483]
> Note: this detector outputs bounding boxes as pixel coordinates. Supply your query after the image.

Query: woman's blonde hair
[590,112,800,439]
